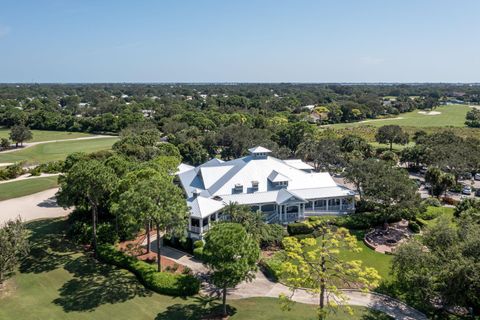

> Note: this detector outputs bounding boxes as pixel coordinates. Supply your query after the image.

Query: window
[191,218,200,227]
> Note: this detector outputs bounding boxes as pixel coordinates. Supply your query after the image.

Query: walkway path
[0,188,71,224]
[0,135,116,155]
[160,245,427,320]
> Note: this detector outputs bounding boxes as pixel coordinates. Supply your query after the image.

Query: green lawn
[0,137,118,165]
[0,219,390,320]
[0,176,59,201]
[417,206,455,228]
[337,231,393,281]
[328,104,472,129]
[0,127,94,142]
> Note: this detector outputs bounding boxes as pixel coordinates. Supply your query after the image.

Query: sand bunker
[418,111,441,115]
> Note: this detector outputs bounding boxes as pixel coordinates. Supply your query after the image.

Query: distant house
[141,109,155,117]
[177,146,355,239]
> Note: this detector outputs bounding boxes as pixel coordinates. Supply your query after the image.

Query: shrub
[292,233,314,241]
[193,240,204,249]
[97,223,119,245]
[163,236,193,253]
[260,252,285,281]
[260,224,286,248]
[287,222,313,236]
[418,206,446,220]
[97,244,200,296]
[422,197,441,207]
[408,221,421,233]
[193,247,203,260]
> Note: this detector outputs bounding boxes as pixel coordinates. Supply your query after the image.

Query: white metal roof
[248,146,272,153]
[283,159,314,170]
[177,147,354,218]
[187,196,225,218]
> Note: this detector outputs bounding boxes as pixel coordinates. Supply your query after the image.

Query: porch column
[188,218,192,233]
[312,201,315,211]
[326,199,329,211]
[200,218,203,234]
[215,212,218,220]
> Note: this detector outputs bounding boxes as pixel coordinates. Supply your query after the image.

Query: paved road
[0,188,71,224]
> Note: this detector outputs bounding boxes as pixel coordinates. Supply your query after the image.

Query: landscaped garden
[0,218,390,320]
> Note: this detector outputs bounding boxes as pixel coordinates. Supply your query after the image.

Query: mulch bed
[117,230,186,274]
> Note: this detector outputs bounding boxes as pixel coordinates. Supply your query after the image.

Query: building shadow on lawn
[53,255,151,312]
[155,295,237,320]
[20,218,76,274]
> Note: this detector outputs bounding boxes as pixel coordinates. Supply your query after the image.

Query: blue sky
[0,0,479,83]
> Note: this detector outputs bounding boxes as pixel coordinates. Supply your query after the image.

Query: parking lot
[410,172,480,201]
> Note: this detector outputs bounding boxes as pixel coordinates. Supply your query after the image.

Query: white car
[462,186,472,195]
[475,173,480,181]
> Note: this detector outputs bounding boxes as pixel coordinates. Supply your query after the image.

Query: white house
[177,146,355,239]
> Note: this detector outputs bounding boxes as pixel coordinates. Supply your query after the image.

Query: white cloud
[0,25,11,38]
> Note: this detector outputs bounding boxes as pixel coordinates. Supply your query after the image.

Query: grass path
[0,219,387,320]
[0,137,118,164]
[0,128,94,142]
[0,176,59,201]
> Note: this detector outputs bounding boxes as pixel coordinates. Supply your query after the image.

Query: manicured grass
[0,219,390,320]
[328,104,472,128]
[0,127,94,142]
[417,206,455,228]
[0,176,59,201]
[337,231,393,281]
[0,137,118,165]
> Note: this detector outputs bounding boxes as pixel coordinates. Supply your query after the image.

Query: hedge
[287,222,314,235]
[97,244,200,296]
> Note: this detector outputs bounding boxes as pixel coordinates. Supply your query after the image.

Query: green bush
[97,223,119,244]
[292,233,314,241]
[97,244,200,296]
[408,221,421,233]
[418,206,445,220]
[260,224,286,248]
[260,252,285,281]
[163,236,193,254]
[287,222,313,236]
[193,240,204,249]
[421,197,441,208]
[193,247,203,260]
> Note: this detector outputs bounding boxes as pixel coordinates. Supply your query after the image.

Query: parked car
[475,173,480,181]
[460,172,473,180]
[476,189,480,197]
[462,186,472,195]
[419,166,428,174]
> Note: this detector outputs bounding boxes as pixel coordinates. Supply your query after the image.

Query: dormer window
[251,180,259,189]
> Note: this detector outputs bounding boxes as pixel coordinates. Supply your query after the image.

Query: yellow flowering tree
[279,226,381,320]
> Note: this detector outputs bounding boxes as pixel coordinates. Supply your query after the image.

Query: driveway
[0,188,71,224]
